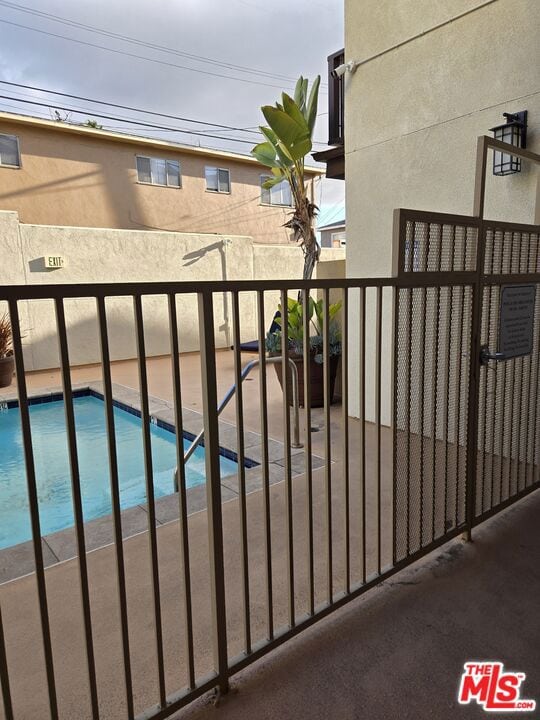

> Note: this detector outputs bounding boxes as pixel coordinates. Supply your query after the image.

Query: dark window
[0,134,20,167]
[206,166,231,193]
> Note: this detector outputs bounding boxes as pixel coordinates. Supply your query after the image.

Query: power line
[0,17,326,94]
[0,0,326,88]
[0,80,262,135]
[0,83,330,146]
[0,94,258,145]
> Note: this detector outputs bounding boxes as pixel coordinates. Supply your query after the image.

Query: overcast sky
[0,0,345,226]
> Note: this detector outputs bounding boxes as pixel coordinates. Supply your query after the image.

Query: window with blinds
[205,166,230,193]
[136,156,181,187]
[260,175,292,206]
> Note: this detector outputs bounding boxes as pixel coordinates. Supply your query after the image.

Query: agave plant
[252,76,321,280]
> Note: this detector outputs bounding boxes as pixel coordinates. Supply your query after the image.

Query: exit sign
[42,255,65,269]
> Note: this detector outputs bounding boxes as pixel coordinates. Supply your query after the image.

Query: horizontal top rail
[0,272,482,300]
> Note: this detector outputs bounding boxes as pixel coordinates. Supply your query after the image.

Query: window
[206,166,230,193]
[331,231,346,247]
[0,134,20,168]
[260,175,292,206]
[136,156,180,187]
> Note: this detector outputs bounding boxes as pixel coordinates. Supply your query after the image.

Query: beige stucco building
[342,0,539,278]
[318,0,540,419]
[0,111,322,244]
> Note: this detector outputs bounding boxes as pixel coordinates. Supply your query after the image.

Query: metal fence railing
[0,260,537,718]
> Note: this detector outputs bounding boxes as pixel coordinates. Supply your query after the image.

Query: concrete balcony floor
[0,350,538,719]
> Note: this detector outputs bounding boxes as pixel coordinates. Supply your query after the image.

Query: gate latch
[480,344,509,364]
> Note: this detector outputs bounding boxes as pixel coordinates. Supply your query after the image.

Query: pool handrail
[174,355,302,490]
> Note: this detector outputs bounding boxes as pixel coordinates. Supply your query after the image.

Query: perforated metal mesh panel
[483,226,540,274]
[403,220,478,273]
[394,285,473,562]
[476,224,540,518]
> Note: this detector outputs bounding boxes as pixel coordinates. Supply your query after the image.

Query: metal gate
[393,136,540,561]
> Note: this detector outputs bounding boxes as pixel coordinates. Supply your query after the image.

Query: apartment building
[0,111,322,244]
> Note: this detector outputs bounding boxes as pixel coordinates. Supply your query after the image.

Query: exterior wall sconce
[490,111,528,175]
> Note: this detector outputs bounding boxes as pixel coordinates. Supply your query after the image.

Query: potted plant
[266,297,342,407]
[0,312,14,388]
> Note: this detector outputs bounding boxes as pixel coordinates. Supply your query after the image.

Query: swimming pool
[0,392,243,549]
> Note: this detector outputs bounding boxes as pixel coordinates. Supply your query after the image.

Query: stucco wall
[0,117,319,245]
[344,0,540,419]
[0,211,345,371]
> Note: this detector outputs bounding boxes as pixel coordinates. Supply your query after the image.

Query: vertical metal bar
[431,286,441,540]
[406,286,413,556]
[96,296,134,716]
[507,356,519,499]
[0,603,13,720]
[54,298,99,719]
[257,290,273,639]
[280,289,295,626]
[341,288,350,593]
[498,350,509,503]
[8,298,59,720]
[359,287,366,582]
[530,296,540,485]
[167,293,195,690]
[473,135,488,220]
[431,228,442,541]
[519,353,531,492]
[375,287,382,574]
[520,238,533,491]
[231,291,251,654]
[465,220,485,539]
[513,236,525,494]
[301,288,314,615]
[323,288,333,602]
[443,228,456,532]
[133,294,166,708]
[515,354,526,492]
[197,291,229,693]
[454,287,466,528]
[391,285,400,566]
[490,239,502,506]
[417,287,427,549]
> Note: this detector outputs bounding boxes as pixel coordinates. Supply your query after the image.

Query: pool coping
[0,381,324,584]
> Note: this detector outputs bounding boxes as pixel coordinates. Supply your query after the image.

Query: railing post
[198,290,229,695]
[464,220,485,540]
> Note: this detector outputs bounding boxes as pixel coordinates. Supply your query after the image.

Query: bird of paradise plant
[252,75,321,279]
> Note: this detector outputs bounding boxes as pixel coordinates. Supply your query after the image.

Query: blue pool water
[0,394,240,549]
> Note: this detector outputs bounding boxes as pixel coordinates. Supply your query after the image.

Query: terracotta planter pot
[0,355,14,388]
[273,354,340,407]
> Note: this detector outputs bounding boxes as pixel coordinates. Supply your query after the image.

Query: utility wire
[0,18,315,92]
[0,0,327,87]
[0,94,258,145]
[0,84,330,146]
[0,80,263,135]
